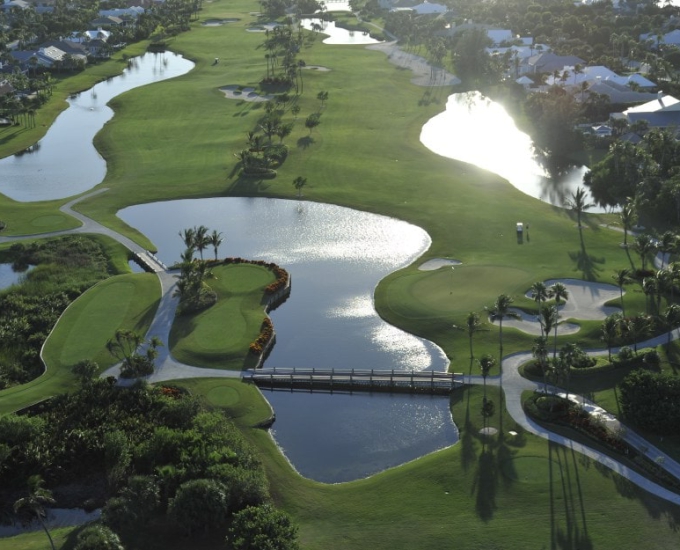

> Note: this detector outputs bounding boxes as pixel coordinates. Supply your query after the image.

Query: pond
[300,18,381,45]
[0,51,194,203]
[118,197,458,483]
[0,263,32,290]
[420,91,605,213]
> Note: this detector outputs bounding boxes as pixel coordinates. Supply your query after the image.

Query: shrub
[169,478,230,535]
[74,524,125,550]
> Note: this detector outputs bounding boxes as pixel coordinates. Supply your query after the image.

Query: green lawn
[169,263,275,369]
[0,273,160,414]
[1,0,679,547]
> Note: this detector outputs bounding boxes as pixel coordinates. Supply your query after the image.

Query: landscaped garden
[3,0,680,548]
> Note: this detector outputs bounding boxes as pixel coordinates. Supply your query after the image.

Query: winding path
[4,190,680,501]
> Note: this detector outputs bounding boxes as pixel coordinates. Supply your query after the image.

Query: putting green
[389,265,534,317]
[206,384,241,407]
[500,456,560,484]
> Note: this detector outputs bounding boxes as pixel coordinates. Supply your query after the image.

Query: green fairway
[169,263,276,370]
[1,0,680,548]
[0,273,160,414]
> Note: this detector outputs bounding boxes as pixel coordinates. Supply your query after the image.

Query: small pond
[420,91,605,213]
[0,52,194,203]
[0,264,32,290]
[118,197,457,482]
[300,18,381,45]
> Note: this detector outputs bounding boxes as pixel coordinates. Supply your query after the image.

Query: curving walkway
[2,150,680,501]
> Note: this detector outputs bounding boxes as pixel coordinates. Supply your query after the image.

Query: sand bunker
[302,65,331,72]
[246,22,281,32]
[219,85,273,102]
[489,279,622,335]
[418,258,462,271]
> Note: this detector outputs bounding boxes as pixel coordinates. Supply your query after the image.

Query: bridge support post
[330,368,334,393]
[290,373,294,392]
[431,370,434,392]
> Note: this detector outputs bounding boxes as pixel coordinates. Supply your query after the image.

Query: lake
[118,197,458,482]
[0,51,194,202]
[420,91,604,212]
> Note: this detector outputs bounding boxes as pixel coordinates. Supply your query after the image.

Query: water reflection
[420,91,605,212]
[300,18,380,45]
[265,390,457,483]
[118,197,456,482]
[0,263,32,290]
[0,52,194,202]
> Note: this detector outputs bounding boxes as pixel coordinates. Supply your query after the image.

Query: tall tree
[612,269,632,316]
[293,176,307,198]
[601,313,622,362]
[486,294,520,373]
[634,233,655,271]
[464,311,484,358]
[530,281,549,336]
[477,354,495,402]
[549,282,569,360]
[13,475,56,550]
[208,230,223,261]
[619,198,637,248]
[566,186,593,232]
[532,335,550,393]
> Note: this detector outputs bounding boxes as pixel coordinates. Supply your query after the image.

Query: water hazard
[118,197,458,482]
[420,91,604,212]
[0,52,194,202]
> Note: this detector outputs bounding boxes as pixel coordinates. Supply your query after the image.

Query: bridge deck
[248,368,463,395]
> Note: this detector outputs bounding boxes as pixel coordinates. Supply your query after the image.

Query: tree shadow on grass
[472,448,497,522]
[568,247,605,281]
[226,176,271,194]
[297,136,315,149]
[133,299,162,334]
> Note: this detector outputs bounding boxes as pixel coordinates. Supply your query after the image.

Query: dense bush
[619,370,680,435]
[0,236,112,387]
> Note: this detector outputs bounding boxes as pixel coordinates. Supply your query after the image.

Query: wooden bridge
[247,367,463,395]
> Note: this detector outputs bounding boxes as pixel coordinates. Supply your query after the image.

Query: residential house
[639,29,680,48]
[410,1,446,15]
[524,52,585,75]
[616,93,680,128]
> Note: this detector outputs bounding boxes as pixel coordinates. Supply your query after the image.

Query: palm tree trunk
[38,517,56,550]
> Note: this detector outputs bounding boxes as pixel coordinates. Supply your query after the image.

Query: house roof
[411,1,447,14]
[528,53,585,74]
[625,94,680,114]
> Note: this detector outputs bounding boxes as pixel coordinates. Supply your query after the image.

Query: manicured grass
[172,379,680,550]
[1,0,680,548]
[169,263,275,370]
[0,273,160,414]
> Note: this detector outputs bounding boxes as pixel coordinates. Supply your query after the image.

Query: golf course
[2,0,680,548]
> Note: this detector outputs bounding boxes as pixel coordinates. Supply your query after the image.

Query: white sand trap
[219,85,273,102]
[303,65,331,71]
[246,22,281,32]
[490,279,622,335]
[418,258,462,271]
[479,427,498,436]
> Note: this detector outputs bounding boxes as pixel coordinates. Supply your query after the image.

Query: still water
[300,18,381,44]
[118,197,457,482]
[0,52,194,202]
[0,264,31,290]
[420,91,604,212]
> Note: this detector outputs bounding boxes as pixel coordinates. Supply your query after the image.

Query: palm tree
[532,335,550,392]
[634,233,655,271]
[657,231,678,268]
[627,315,651,353]
[486,294,520,372]
[179,227,196,258]
[463,311,484,358]
[478,354,495,401]
[316,90,329,108]
[619,199,637,248]
[566,186,593,231]
[293,176,307,198]
[194,225,209,261]
[642,276,658,314]
[612,268,632,315]
[549,282,569,360]
[601,313,622,362]
[530,281,549,335]
[556,343,580,401]
[659,304,680,348]
[208,230,223,261]
[539,304,558,344]
[14,475,56,550]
